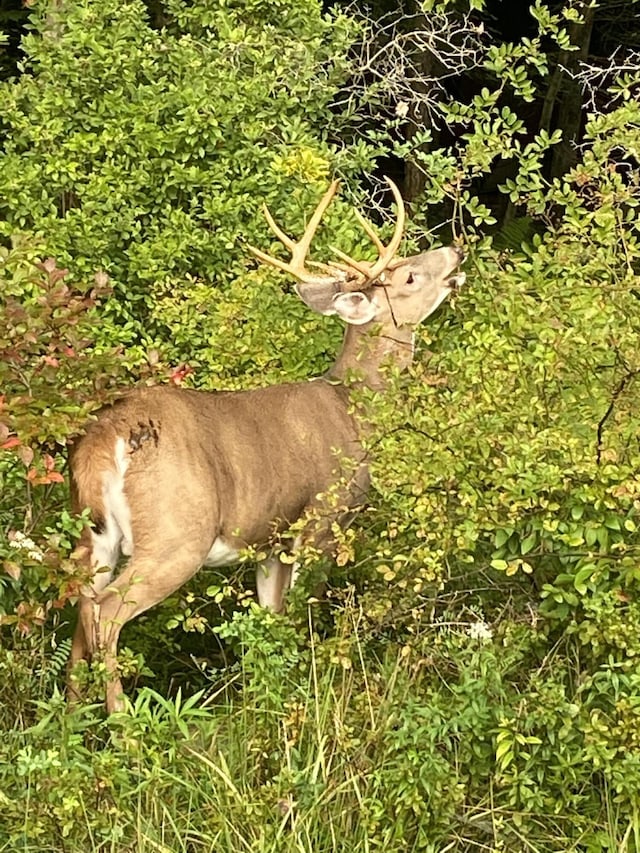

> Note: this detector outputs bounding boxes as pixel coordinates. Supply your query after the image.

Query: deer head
[249,178,465,333]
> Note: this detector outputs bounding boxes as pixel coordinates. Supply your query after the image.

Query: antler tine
[248,180,341,282]
[365,177,406,281]
[293,179,340,270]
[248,244,299,276]
[330,246,372,279]
[327,177,406,284]
[261,205,296,252]
[353,208,386,255]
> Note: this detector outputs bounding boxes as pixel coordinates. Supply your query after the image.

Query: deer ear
[332,292,378,325]
[294,279,342,315]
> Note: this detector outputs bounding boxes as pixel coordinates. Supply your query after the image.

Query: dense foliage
[0,0,372,364]
[1,0,640,850]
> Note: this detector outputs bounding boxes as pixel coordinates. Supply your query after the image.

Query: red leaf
[43,356,60,368]
[49,268,69,285]
[170,363,194,386]
[2,437,21,450]
[45,471,65,484]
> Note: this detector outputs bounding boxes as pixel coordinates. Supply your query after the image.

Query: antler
[249,177,406,286]
[330,177,406,283]
[248,180,343,283]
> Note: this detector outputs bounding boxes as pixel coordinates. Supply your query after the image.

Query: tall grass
[1,600,637,853]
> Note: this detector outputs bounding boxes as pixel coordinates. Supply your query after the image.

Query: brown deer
[68,178,465,711]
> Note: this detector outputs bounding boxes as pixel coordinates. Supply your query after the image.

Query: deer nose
[452,245,466,262]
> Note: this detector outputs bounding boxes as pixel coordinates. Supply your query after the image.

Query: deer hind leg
[69,443,135,697]
[67,519,122,701]
[88,547,207,713]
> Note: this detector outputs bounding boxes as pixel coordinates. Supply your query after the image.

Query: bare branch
[568,49,640,111]
[333,3,487,131]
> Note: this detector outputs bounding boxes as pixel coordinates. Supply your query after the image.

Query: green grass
[1,600,638,853]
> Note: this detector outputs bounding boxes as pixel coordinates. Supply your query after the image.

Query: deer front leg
[256,554,292,613]
[289,476,369,601]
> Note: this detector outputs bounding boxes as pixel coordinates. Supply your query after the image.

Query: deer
[68,178,465,712]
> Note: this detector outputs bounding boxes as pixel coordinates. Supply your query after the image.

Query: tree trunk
[545,6,597,179]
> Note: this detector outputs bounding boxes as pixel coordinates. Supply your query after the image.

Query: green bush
[0,0,369,353]
[1,0,640,849]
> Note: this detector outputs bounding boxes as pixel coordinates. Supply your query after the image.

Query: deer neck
[325,322,414,391]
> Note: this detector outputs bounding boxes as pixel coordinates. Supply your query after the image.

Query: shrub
[1,1,640,849]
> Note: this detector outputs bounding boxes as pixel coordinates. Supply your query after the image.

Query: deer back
[70,381,364,551]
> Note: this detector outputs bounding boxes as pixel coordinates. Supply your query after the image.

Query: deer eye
[405,272,416,288]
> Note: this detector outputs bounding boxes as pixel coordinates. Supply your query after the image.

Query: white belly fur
[204,537,240,567]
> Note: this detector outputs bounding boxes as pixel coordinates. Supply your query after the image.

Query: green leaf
[520,533,537,555]
[573,564,596,595]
